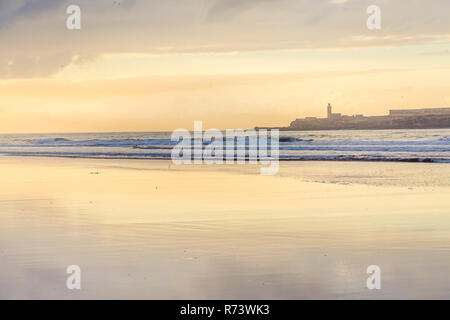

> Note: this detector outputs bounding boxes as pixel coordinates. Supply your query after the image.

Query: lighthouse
[327,103,332,119]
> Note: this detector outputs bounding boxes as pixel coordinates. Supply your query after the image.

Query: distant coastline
[256,105,450,131]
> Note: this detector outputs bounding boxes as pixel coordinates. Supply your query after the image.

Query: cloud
[0,0,63,29]
[206,0,282,20]
[0,0,449,79]
[329,0,349,4]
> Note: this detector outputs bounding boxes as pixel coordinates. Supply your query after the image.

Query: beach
[0,156,449,299]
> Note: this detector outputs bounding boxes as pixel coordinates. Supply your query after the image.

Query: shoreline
[2,154,449,163]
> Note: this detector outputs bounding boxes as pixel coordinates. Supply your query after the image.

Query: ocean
[0,128,449,162]
[1,129,449,163]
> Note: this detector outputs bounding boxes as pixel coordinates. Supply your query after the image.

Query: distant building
[327,103,342,120]
[330,113,341,120]
[256,104,450,131]
[389,107,450,117]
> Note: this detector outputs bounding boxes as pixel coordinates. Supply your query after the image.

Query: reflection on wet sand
[0,157,449,299]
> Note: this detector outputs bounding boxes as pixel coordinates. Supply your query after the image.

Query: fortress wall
[389,108,450,116]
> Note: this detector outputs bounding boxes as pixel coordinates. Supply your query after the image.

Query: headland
[256,104,450,131]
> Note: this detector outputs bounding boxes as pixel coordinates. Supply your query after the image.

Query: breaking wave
[0,129,449,163]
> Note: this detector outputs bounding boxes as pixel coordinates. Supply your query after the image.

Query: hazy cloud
[0,0,449,78]
[0,0,62,29]
[206,0,282,19]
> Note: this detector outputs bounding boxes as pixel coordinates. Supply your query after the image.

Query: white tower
[327,103,332,119]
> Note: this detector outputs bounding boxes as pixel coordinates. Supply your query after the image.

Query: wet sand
[0,156,449,299]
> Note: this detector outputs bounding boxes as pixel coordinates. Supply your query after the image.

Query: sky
[1,0,450,133]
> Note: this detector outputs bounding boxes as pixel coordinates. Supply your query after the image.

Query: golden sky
[1,0,450,133]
